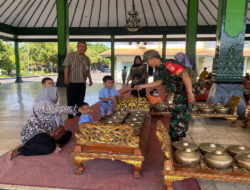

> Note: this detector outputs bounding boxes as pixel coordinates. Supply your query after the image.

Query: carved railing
[75,122,140,148]
[225,95,241,115]
[155,120,172,161]
[243,105,250,128]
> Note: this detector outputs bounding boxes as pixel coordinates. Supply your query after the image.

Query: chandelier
[126,0,141,32]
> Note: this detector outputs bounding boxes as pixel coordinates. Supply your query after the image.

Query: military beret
[143,50,161,62]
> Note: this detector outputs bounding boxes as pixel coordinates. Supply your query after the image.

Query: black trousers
[131,88,147,98]
[18,131,72,156]
[67,83,86,107]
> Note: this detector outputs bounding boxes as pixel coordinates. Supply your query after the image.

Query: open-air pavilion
[0,0,250,190]
[1,0,250,83]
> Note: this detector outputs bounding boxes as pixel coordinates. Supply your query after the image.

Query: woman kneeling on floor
[10,87,79,159]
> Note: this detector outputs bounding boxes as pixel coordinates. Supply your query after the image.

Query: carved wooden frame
[243,105,250,128]
[150,96,241,127]
[72,115,151,178]
[155,120,250,190]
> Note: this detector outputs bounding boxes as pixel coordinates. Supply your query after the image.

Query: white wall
[202,57,213,73]
[115,55,136,83]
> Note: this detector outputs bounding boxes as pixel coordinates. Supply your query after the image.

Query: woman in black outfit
[126,56,148,97]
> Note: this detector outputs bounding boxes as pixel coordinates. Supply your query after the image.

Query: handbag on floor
[33,109,67,141]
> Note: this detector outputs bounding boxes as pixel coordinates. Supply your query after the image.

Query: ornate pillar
[213,0,247,82]
[186,0,199,71]
[210,0,248,116]
[56,0,69,87]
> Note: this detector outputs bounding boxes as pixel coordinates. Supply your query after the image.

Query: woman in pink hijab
[174,52,193,69]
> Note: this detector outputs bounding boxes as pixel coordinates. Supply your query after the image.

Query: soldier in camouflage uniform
[134,50,197,142]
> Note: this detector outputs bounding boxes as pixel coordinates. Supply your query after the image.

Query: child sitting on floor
[147,89,162,106]
[99,75,119,117]
[78,102,93,126]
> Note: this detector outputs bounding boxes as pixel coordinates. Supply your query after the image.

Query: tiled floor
[0,82,249,190]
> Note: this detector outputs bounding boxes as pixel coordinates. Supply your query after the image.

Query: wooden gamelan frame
[155,120,250,190]
[243,105,250,128]
[151,96,241,127]
[72,115,151,178]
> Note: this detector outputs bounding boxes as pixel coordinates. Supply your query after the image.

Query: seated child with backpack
[147,89,162,106]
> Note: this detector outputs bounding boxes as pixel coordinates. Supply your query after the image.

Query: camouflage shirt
[159,59,187,94]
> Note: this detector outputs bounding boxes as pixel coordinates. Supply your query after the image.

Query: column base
[207,83,246,117]
[15,77,23,83]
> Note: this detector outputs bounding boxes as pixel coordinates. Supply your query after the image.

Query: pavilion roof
[1,0,250,40]
[0,0,218,28]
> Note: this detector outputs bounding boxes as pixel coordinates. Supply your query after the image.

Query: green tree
[19,42,58,72]
[14,42,110,74]
[0,40,15,75]
[69,42,110,67]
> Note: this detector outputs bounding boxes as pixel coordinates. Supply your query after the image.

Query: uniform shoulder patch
[167,64,175,71]
[164,62,185,76]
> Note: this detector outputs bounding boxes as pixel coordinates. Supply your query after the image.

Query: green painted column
[56,0,69,87]
[14,40,22,83]
[162,34,166,60]
[213,0,248,82]
[185,0,199,71]
[111,35,115,80]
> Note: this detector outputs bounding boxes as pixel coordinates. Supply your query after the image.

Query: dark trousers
[67,83,86,107]
[122,76,126,84]
[18,131,72,156]
[131,88,146,98]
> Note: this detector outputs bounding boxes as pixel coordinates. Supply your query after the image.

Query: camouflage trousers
[169,93,192,138]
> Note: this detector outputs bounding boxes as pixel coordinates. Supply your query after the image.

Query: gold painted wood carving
[155,120,172,159]
[225,95,241,114]
[75,122,140,148]
[243,105,250,128]
[155,120,250,190]
[72,116,151,178]
[116,96,150,111]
